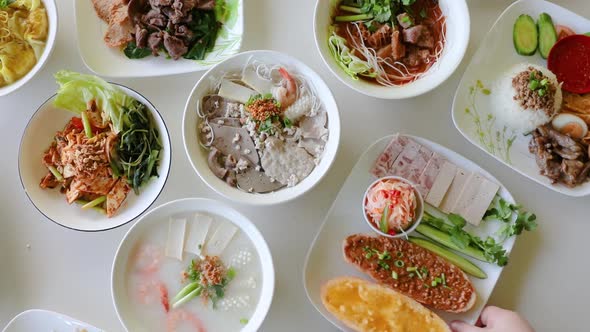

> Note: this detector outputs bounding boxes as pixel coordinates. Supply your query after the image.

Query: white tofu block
[242,66,274,94]
[218,79,257,104]
[439,168,471,213]
[205,222,238,257]
[426,161,457,207]
[165,218,187,261]
[463,177,500,226]
[184,213,212,256]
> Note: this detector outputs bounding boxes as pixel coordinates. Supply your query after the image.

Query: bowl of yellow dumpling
[0,0,57,96]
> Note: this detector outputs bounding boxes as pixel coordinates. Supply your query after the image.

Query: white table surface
[1,0,588,331]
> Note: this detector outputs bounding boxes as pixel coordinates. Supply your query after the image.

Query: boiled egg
[551,113,588,139]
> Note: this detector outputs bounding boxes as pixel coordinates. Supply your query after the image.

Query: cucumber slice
[409,236,487,279]
[538,13,558,59]
[585,32,590,37]
[513,14,538,56]
[415,224,488,262]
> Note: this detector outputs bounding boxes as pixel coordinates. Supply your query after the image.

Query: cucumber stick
[409,236,487,279]
[416,224,488,262]
[513,14,538,56]
[538,13,557,59]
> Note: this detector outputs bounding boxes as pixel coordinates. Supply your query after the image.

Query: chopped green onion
[240,318,249,325]
[47,165,64,182]
[394,260,404,268]
[172,285,202,309]
[540,78,548,86]
[441,273,447,286]
[81,111,93,138]
[81,196,106,210]
[392,271,398,280]
[172,282,200,303]
[408,272,415,278]
[74,200,106,214]
[431,280,438,287]
[528,80,539,90]
[406,266,417,272]
[339,5,362,14]
[396,251,403,258]
[334,14,373,22]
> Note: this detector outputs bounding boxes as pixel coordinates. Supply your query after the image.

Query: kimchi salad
[40,71,162,217]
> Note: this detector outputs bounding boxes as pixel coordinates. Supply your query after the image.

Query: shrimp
[132,244,163,275]
[167,309,207,332]
[136,278,170,313]
[272,67,298,109]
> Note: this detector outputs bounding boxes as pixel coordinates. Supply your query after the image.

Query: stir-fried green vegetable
[335,0,418,24]
[110,102,162,194]
[183,10,221,60]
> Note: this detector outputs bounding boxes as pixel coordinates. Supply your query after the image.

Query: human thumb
[450,320,483,332]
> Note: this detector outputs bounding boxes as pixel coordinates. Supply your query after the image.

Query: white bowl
[362,176,424,238]
[0,0,58,96]
[111,197,275,332]
[18,83,171,232]
[183,50,341,205]
[313,0,470,99]
[74,0,243,77]
[2,309,103,332]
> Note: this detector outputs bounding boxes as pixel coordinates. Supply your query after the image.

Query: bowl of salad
[362,176,424,238]
[18,71,171,232]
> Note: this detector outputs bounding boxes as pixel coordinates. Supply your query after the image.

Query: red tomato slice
[547,34,590,94]
[555,25,576,41]
[70,117,83,130]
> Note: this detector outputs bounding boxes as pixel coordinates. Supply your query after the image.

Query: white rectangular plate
[74,0,243,77]
[303,134,516,328]
[452,0,590,197]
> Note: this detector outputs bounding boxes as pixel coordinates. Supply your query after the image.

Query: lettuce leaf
[53,71,135,133]
[328,26,376,80]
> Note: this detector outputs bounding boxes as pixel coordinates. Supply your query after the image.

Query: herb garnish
[485,196,538,241]
[337,0,418,24]
[123,42,151,59]
[528,70,550,97]
[363,246,392,270]
[0,0,14,9]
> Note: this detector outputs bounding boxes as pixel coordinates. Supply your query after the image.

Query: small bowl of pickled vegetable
[362,176,424,238]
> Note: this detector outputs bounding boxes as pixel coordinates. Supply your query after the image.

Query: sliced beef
[404,46,431,67]
[147,31,163,55]
[196,0,215,10]
[396,12,413,29]
[175,24,193,40]
[163,32,188,59]
[391,30,406,61]
[135,24,149,48]
[142,9,167,27]
[367,24,392,49]
[149,0,172,7]
[376,44,392,59]
[561,160,585,187]
[402,24,435,49]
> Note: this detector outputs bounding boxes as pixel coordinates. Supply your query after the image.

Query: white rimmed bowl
[111,198,275,332]
[313,0,470,99]
[0,0,58,96]
[183,50,341,205]
[2,309,103,332]
[18,83,171,232]
[362,176,424,238]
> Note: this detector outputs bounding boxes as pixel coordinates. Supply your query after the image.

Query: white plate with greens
[74,0,243,77]
[303,134,532,329]
[451,0,590,196]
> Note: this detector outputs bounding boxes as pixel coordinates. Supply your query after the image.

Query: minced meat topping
[512,67,556,115]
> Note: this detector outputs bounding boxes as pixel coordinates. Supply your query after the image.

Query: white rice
[492,63,562,134]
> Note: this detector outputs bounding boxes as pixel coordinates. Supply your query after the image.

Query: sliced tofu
[184,213,212,256]
[242,66,274,93]
[425,161,457,207]
[461,176,500,226]
[439,168,471,213]
[204,222,238,256]
[452,173,483,216]
[165,218,187,261]
[218,79,257,104]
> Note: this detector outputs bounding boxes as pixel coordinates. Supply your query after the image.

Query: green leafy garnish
[123,42,151,59]
[485,197,537,241]
[0,0,14,8]
[527,70,550,97]
[246,93,275,107]
[184,10,221,60]
[419,8,427,18]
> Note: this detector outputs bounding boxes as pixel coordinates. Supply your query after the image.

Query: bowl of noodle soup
[314,0,469,99]
[0,0,57,96]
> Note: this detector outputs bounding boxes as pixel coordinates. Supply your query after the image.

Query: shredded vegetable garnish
[328,26,376,80]
[365,179,417,233]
